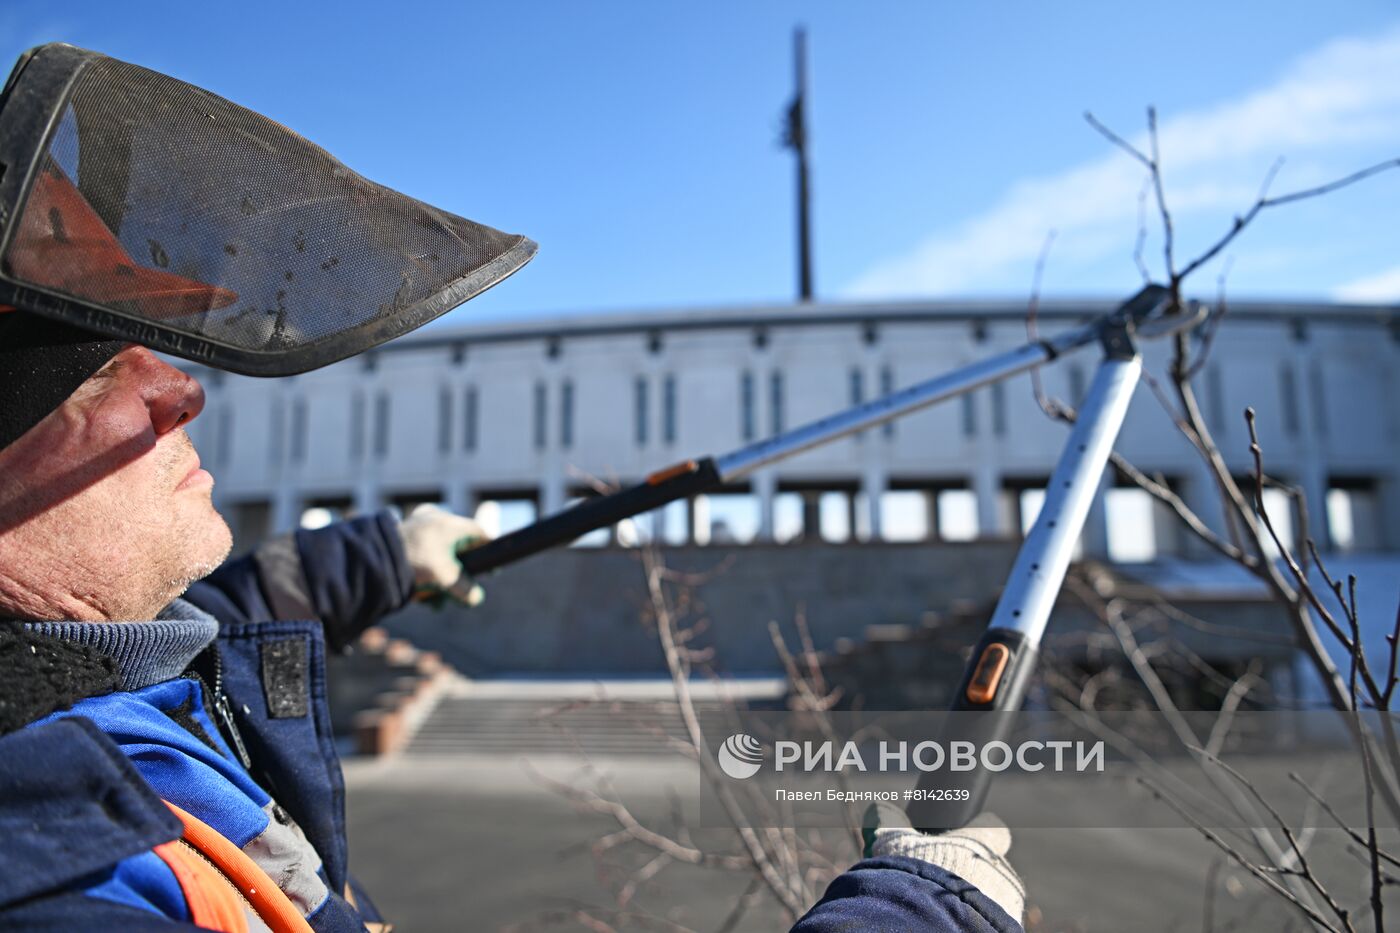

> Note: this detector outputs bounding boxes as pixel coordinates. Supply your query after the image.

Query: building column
[353,480,378,517]
[973,462,1001,538]
[861,466,887,541]
[651,498,671,544]
[752,470,776,542]
[1299,461,1330,553]
[1152,493,1181,558]
[444,482,470,517]
[271,486,301,534]
[1181,459,1226,560]
[1378,474,1400,551]
[1080,475,1111,560]
[540,471,567,517]
[800,491,821,542]
[1294,345,1331,552]
[691,495,710,545]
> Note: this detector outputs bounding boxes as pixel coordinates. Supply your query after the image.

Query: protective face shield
[0,43,536,377]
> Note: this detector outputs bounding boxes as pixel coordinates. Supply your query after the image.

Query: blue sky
[4,1,1398,324]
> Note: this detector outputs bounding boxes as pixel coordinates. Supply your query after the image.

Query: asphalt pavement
[343,751,1349,932]
[341,684,1393,931]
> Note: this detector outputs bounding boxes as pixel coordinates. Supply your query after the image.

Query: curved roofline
[387,295,1399,352]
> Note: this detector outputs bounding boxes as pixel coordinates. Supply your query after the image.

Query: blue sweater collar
[24,599,218,691]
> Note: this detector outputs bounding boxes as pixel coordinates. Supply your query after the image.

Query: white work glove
[398,504,490,608]
[862,803,1025,923]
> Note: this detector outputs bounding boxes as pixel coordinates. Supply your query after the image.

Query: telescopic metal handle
[905,352,1145,830]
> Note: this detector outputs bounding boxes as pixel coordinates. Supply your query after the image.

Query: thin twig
[1183,259,1234,382]
[1137,777,1343,932]
[1288,773,1400,871]
[1178,158,1400,281]
[1025,230,1070,422]
[1205,661,1261,757]
[1193,748,1354,931]
[714,876,765,933]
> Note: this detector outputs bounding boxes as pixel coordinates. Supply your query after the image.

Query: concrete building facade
[189,298,1400,564]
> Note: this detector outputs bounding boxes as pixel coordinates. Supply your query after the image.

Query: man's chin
[176,507,233,586]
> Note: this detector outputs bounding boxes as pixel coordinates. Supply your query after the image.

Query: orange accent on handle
[0,305,15,313]
[154,840,250,933]
[646,460,698,485]
[163,800,314,933]
[965,643,1011,705]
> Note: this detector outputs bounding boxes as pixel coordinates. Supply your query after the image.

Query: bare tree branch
[1138,777,1344,932]
[1178,158,1400,281]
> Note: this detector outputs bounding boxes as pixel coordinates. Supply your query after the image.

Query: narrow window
[1068,365,1086,406]
[437,386,452,454]
[373,392,390,458]
[880,366,895,438]
[1309,364,1327,438]
[991,382,1007,437]
[961,394,977,438]
[1279,364,1300,436]
[849,367,865,441]
[560,380,574,449]
[463,385,478,452]
[770,371,784,435]
[635,376,649,446]
[290,398,307,463]
[663,374,677,445]
[216,406,233,466]
[533,381,547,451]
[350,392,364,460]
[740,371,755,441]
[270,399,284,465]
[1206,364,1226,435]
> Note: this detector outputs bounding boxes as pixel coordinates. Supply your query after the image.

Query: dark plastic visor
[0,44,535,375]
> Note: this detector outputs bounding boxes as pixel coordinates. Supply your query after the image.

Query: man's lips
[176,456,213,491]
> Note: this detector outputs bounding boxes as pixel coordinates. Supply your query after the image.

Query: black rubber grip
[457,457,723,576]
[905,628,1038,831]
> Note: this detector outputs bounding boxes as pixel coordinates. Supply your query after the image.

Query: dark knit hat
[0,310,124,450]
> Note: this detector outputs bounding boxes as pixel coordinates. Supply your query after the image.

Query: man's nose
[120,346,206,435]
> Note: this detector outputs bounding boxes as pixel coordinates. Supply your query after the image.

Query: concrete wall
[379,540,1020,676]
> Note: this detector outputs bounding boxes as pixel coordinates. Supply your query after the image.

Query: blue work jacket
[0,512,1021,932]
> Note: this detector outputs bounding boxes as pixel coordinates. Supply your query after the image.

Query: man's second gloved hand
[398,504,490,608]
[862,802,1025,923]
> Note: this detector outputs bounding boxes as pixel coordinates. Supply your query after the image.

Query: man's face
[0,345,232,621]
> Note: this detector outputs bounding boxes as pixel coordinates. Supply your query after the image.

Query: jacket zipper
[188,648,253,770]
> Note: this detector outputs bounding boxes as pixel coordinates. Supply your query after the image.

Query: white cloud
[846,25,1400,298]
[1333,265,1400,302]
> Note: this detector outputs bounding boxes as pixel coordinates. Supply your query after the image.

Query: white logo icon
[718,733,765,779]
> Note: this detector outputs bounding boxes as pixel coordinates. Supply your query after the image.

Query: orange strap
[163,800,315,933]
[153,840,249,933]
